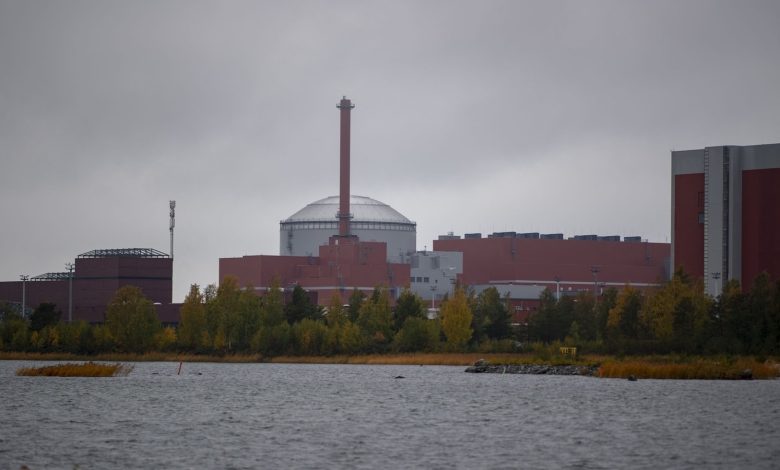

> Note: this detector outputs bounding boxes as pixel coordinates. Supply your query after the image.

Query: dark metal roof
[77,248,170,259]
[31,272,72,281]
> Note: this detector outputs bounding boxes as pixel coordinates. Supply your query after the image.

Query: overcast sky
[1,0,779,301]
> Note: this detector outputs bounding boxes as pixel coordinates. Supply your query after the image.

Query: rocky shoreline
[465,360,599,376]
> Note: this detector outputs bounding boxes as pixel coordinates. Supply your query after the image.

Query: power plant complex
[2,97,779,323]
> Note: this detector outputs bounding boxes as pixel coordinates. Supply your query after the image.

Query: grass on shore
[3,352,778,379]
[16,362,134,377]
[598,358,779,380]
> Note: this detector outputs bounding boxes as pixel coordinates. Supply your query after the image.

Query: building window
[423,277,429,283]
[698,212,704,224]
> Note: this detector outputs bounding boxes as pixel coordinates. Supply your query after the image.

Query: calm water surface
[1,361,778,469]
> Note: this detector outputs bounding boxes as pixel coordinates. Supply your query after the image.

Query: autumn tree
[357,287,394,351]
[606,285,643,350]
[347,288,365,323]
[394,316,440,352]
[251,280,290,356]
[178,284,208,352]
[105,285,161,353]
[440,286,473,350]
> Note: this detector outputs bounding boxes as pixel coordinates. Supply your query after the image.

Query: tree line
[527,269,780,356]
[1,270,778,357]
[0,277,513,356]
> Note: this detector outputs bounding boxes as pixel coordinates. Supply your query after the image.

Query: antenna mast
[169,200,176,259]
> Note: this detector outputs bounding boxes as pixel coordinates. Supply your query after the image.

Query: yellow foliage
[16,362,134,377]
[599,359,778,380]
[440,287,473,348]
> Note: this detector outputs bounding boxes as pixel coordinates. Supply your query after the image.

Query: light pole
[554,276,561,301]
[20,275,29,317]
[590,266,600,299]
[430,284,437,310]
[66,262,75,322]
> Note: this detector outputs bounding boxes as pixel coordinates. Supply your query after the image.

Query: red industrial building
[220,237,410,305]
[432,233,670,322]
[0,248,178,323]
[672,143,780,295]
[221,96,673,314]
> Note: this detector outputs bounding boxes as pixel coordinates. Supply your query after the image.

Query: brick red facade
[673,173,705,279]
[741,168,780,287]
[220,236,410,306]
[0,256,174,323]
[433,237,670,291]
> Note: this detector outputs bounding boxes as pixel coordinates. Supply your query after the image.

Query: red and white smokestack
[337,96,355,237]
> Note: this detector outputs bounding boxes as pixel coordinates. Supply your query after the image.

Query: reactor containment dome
[280,195,416,262]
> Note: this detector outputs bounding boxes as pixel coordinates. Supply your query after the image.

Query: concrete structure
[404,251,463,309]
[672,143,780,296]
[0,248,178,323]
[280,195,416,262]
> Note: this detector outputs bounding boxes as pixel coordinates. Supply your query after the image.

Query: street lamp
[66,262,75,322]
[590,266,600,299]
[20,275,29,317]
[554,276,561,301]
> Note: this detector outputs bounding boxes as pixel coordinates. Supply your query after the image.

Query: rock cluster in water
[464,359,598,376]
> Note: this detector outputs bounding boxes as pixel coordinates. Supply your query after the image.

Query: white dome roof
[282,195,414,225]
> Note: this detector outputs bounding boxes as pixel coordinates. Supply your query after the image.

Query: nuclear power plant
[3,96,779,324]
[220,97,673,319]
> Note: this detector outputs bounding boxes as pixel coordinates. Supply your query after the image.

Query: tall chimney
[336,96,354,237]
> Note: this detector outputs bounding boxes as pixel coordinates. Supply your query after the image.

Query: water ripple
[0,361,778,469]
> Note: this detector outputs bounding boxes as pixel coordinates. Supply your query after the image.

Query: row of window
[411,276,430,283]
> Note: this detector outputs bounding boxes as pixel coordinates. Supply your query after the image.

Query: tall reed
[598,359,778,380]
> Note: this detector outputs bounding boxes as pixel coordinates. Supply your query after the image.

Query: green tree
[529,290,557,343]
[606,285,643,348]
[572,292,597,341]
[596,288,618,342]
[475,287,512,340]
[394,317,440,352]
[747,272,776,355]
[347,289,365,323]
[393,289,426,331]
[357,287,394,351]
[326,293,347,327]
[291,318,327,355]
[178,284,208,352]
[440,287,473,350]
[29,303,61,332]
[105,285,161,353]
[230,287,263,352]
[338,320,364,354]
[250,281,290,356]
[0,309,28,351]
[285,285,322,324]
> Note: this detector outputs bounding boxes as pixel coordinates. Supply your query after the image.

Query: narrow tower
[169,200,176,259]
[336,96,355,237]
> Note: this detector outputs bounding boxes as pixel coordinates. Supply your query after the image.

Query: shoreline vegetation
[16,361,134,377]
[2,269,778,380]
[3,352,778,380]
